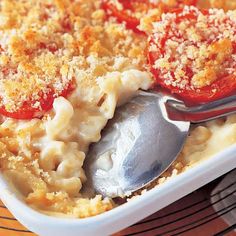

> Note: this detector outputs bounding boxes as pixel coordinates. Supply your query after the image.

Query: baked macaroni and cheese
[0,0,236,218]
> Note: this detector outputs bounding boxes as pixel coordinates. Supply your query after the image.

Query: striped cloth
[1,172,236,236]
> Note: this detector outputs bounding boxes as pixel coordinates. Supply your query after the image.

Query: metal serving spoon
[84,90,236,198]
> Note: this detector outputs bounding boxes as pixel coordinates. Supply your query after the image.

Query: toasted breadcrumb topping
[150,6,236,90]
[0,0,147,112]
[209,0,236,11]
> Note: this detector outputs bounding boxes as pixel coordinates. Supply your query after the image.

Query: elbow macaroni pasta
[46,97,74,140]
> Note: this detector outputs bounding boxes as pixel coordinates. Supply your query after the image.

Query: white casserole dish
[0,144,236,236]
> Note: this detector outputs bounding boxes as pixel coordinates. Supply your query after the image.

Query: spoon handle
[166,94,236,123]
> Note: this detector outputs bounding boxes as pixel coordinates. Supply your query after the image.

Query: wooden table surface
[1,174,236,236]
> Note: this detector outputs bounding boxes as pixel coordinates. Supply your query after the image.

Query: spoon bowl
[84,91,190,197]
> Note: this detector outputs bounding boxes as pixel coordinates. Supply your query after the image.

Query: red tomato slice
[101,0,197,33]
[148,7,236,104]
[0,82,75,120]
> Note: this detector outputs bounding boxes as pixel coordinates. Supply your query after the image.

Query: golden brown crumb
[150,7,236,90]
[0,0,147,112]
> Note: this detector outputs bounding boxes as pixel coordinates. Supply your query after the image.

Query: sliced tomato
[101,0,197,33]
[101,0,150,34]
[0,82,75,120]
[148,7,236,104]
